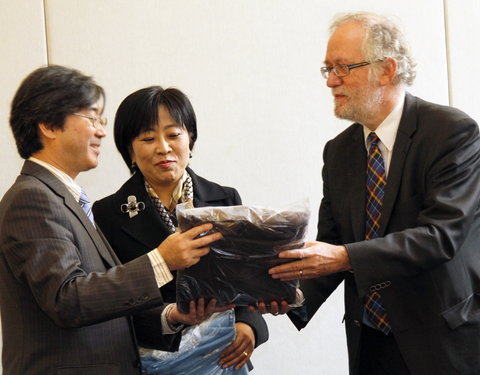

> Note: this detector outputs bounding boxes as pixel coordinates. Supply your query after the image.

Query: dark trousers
[359,325,411,375]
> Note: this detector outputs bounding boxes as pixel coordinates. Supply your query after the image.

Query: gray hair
[330,12,416,86]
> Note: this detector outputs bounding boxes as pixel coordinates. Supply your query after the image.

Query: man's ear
[38,123,57,140]
[379,58,398,86]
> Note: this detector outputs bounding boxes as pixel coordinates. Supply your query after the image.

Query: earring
[189,151,192,159]
[131,161,137,169]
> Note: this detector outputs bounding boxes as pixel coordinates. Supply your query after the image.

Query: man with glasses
[0,65,228,375]
[268,12,480,375]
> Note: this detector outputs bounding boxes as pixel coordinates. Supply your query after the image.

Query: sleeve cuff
[147,249,174,288]
[162,303,184,334]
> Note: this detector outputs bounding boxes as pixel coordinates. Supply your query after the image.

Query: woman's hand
[219,322,255,370]
[156,223,222,270]
[251,300,291,315]
[167,298,234,326]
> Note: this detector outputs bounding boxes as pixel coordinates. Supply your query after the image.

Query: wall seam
[443,0,453,106]
[43,0,50,65]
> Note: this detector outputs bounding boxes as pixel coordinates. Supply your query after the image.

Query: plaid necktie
[364,132,391,334]
[79,189,95,226]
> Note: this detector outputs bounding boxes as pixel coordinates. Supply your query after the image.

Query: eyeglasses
[72,112,107,130]
[320,61,373,79]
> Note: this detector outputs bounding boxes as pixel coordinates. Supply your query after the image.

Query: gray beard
[334,88,383,126]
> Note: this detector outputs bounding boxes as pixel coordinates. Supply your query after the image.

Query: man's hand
[156,223,222,270]
[249,300,291,315]
[167,298,234,326]
[269,241,351,280]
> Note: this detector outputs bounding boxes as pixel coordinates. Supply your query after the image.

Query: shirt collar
[28,157,82,201]
[171,172,188,205]
[363,95,405,152]
[145,171,188,210]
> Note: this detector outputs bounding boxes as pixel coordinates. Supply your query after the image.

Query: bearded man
[268,12,480,375]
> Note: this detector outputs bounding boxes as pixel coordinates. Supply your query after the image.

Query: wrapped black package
[175,201,309,313]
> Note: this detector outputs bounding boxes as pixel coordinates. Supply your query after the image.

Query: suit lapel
[378,93,417,236]
[114,172,172,249]
[22,161,117,267]
[122,206,171,249]
[64,194,117,266]
[188,167,229,207]
[114,169,230,249]
[348,126,368,241]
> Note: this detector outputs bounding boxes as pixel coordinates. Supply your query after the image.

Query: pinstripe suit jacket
[0,161,179,375]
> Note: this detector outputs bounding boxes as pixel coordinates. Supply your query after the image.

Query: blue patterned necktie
[79,189,95,226]
[364,132,391,334]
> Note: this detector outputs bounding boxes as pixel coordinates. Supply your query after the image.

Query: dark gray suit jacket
[0,161,180,375]
[289,93,480,374]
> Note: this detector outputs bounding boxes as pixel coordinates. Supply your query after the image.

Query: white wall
[445,0,480,123]
[0,0,47,195]
[0,1,478,374]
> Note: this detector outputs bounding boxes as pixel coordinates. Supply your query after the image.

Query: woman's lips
[156,160,175,168]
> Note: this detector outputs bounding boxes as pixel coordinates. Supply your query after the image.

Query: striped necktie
[364,132,391,334]
[79,189,95,226]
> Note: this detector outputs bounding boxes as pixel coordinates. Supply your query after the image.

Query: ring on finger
[243,351,249,357]
[299,269,303,276]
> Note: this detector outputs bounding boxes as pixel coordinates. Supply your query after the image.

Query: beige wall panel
[445,0,480,123]
[0,0,448,374]
[0,0,47,196]
[43,0,448,206]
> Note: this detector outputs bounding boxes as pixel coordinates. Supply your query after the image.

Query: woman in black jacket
[93,86,268,372]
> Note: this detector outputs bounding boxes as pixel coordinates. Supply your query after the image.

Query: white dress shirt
[362,97,405,177]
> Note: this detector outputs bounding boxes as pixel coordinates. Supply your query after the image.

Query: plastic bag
[140,310,247,375]
[176,200,309,313]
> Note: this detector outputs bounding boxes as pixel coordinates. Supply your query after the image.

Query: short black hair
[9,65,105,158]
[114,86,198,173]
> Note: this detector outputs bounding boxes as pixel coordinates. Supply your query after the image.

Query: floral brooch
[120,195,145,218]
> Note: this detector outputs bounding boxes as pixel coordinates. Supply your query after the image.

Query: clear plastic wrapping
[140,310,248,374]
[175,200,309,313]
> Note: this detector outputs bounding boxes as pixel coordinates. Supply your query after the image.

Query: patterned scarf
[145,172,193,233]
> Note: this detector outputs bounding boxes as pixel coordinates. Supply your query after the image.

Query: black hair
[114,86,197,173]
[9,65,105,158]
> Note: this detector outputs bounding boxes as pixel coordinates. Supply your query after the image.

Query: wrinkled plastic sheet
[140,310,247,375]
[176,201,309,313]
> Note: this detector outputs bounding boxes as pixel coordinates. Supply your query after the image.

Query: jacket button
[354,320,360,327]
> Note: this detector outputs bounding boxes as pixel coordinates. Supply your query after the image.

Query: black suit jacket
[92,167,269,350]
[0,161,180,375]
[289,93,480,375]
